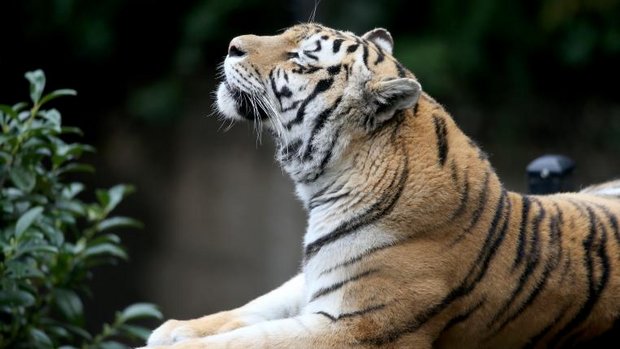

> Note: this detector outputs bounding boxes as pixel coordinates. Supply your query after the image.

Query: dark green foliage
[0,71,161,349]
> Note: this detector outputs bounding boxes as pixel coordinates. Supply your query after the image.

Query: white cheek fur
[216,83,243,120]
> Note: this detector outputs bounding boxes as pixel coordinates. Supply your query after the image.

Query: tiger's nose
[228,45,246,57]
[228,38,247,57]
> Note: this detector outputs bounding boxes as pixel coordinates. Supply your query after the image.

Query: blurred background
[1,0,620,338]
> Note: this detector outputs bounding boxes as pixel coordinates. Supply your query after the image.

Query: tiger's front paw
[146,310,253,346]
[146,319,200,346]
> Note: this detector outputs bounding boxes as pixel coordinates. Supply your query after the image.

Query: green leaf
[118,324,151,341]
[13,102,29,112]
[118,303,163,323]
[39,89,77,106]
[40,224,65,246]
[97,216,143,232]
[29,327,53,349]
[0,289,36,307]
[9,165,36,192]
[86,204,105,221]
[97,341,127,349]
[5,258,46,278]
[53,289,84,323]
[60,126,83,135]
[40,109,62,132]
[61,323,92,341]
[83,243,127,260]
[0,104,17,118]
[105,185,134,213]
[15,206,44,237]
[88,233,121,247]
[56,163,95,175]
[52,143,95,167]
[14,241,58,258]
[56,199,87,216]
[46,325,71,340]
[61,182,85,199]
[25,70,46,105]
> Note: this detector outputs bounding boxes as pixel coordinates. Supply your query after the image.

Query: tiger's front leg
[144,313,435,349]
[146,274,304,346]
[145,314,346,349]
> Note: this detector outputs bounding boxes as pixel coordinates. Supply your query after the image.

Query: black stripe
[319,241,400,276]
[282,100,301,112]
[548,204,610,347]
[309,180,345,203]
[316,304,386,323]
[279,139,303,161]
[371,42,385,65]
[310,269,379,302]
[285,78,334,129]
[491,203,563,337]
[434,298,485,346]
[304,154,408,258]
[591,202,620,245]
[299,126,342,184]
[309,191,350,211]
[316,311,336,322]
[346,44,359,53]
[307,40,321,52]
[449,167,470,221]
[332,39,343,53]
[361,190,510,345]
[327,64,342,76]
[292,64,321,74]
[395,61,407,77]
[461,190,511,294]
[465,171,491,231]
[489,198,545,330]
[362,44,369,67]
[303,97,343,160]
[432,115,449,166]
[492,239,561,337]
[451,171,491,244]
[513,196,532,270]
[269,70,292,108]
[523,305,571,349]
[303,51,319,60]
[450,159,459,185]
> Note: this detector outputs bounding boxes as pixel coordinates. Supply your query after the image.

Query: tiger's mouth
[224,83,269,121]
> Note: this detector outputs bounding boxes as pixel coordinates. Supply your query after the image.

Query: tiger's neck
[298,93,504,265]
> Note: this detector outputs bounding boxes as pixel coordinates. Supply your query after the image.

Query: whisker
[308,0,322,23]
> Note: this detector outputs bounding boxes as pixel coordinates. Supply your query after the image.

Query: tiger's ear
[368,78,421,127]
[362,28,394,54]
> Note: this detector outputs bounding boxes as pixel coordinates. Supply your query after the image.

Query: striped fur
[144,24,620,349]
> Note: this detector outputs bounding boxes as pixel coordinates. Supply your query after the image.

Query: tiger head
[216,24,422,184]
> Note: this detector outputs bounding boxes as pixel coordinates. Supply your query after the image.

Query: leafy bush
[0,70,161,348]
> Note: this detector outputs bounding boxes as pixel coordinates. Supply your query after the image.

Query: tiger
[142,23,620,349]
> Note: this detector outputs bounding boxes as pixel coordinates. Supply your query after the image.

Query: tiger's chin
[216,82,269,122]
